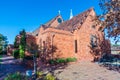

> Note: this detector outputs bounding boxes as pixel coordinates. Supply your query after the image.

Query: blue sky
[0,0,110,44]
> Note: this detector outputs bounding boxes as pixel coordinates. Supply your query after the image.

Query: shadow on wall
[39,35,59,63]
[38,36,70,76]
[38,44,69,80]
[89,38,111,62]
[40,45,58,63]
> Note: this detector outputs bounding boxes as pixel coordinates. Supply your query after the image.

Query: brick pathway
[54,61,120,80]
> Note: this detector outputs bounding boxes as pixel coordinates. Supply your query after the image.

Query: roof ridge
[75,8,92,30]
[56,7,93,32]
[59,7,93,25]
[69,7,93,21]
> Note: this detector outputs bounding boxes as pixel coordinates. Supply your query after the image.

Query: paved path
[54,61,120,80]
[0,55,27,79]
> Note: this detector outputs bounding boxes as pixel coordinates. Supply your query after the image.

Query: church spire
[69,9,73,19]
[58,10,61,15]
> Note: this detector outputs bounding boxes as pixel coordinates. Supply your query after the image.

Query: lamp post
[33,53,37,80]
[31,50,37,80]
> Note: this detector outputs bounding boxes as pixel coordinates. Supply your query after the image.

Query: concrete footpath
[54,61,120,80]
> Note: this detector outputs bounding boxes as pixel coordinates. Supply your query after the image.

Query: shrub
[19,49,25,59]
[0,47,2,54]
[36,71,43,78]
[2,51,7,54]
[49,59,55,65]
[44,73,55,80]
[56,58,66,64]
[35,53,39,58]
[66,57,77,62]
[49,57,77,65]
[4,72,28,80]
[99,53,114,62]
[49,58,66,65]
[12,50,19,59]
[24,56,33,60]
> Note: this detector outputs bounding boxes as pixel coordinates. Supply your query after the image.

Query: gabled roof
[32,27,40,36]
[45,15,63,27]
[32,15,63,36]
[32,8,94,35]
[56,8,93,32]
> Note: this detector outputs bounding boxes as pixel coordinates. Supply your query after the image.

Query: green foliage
[49,59,55,64]
[19,49,25,59]
[13,29,27,59]
[0,55,2,58]
[19,29,26,51]
[0,55,2,64]
[56,58,66,64]
[4,72,28,80]
[0,34,8,54]
[14,37,19,48]
[20,36,26,51]
[19,44,25,59]
[14,29,26,49]
[49,57,77,65]
[44,73,55,80]
[13,50,19,59]
[36,71,43,78]
[66,57,77,62]
[0,46,3,54]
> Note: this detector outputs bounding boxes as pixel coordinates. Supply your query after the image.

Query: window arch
[90,35,97,48]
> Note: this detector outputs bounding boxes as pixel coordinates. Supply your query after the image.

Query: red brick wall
[36,9,111,61]
[37,28,74,59]
[53,32,74,58]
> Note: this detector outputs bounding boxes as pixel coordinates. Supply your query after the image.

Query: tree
[14,36,19,48]
[19,45,25,59]
[98,0,120,43]
[13,29,26,59]
[26,42,39,56]
[19,29,26,51]
[0,34,8,54]
[19,29,26,59]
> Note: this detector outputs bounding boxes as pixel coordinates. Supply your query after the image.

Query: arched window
[90,35,97,48]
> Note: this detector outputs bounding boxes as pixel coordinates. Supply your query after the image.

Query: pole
[33,54,37,80]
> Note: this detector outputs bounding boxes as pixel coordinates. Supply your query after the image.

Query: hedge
[49,57,77,65]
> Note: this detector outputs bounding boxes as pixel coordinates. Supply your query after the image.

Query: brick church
[31,8,110,61]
